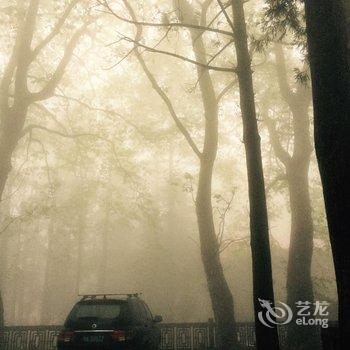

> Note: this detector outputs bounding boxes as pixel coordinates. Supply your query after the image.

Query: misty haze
[0,1,349,350]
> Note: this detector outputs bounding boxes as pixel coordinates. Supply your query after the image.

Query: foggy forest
[0,0,349,350]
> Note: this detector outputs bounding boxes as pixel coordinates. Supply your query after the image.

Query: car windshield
[71,304,122,320]
[66,302,129,327]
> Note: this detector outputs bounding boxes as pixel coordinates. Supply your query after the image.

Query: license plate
[82,335,104,343]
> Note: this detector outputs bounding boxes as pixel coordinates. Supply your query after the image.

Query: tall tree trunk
[184,2,238,348]
[231,1,280,349]
[304,0,350,349]
[196,161,238,349]
[286,164,321,350]
[268,45,322,349]
[0,109,28,202]
[0,0,39,202]
[342,0,350,62]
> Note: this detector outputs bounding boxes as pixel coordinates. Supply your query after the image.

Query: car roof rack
[78,293,142,301]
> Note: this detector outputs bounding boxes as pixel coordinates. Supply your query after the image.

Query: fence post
[208,318,215,349]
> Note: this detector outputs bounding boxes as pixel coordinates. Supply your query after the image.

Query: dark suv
[57,294,162,350]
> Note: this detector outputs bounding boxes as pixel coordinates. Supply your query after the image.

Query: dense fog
[0,0,338,331]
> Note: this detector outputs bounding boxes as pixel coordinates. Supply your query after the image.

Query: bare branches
[20,123,129,176]
[100,0,234,37]
[121,0,202,159]
[1,0,88,109]
[219,236,250,253]
[52,93,147,137]
[217,0,235,32]
[21,124,97,139]
[207,39,234,66]
[217,79,237,103]
[103,0,235,73]
[14,0,40,99]
[138,56,202,159]
[33,103,69,133]
[114,34,236,73]
[31,0,80,60]
[215,191,235,247]
[266,173,287,194]
[30,23,89,102]
[0,215,23,235]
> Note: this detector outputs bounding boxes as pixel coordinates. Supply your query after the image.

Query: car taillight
[57,330,75,343]
[111,330,126,342]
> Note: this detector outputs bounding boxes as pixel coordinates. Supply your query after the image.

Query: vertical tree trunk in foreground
[231,1,280,349]
[342,0,350,62]
[304,0,350,349]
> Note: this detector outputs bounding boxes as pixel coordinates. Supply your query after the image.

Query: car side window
[139,302,153,322]
[129,300,142,323]
[142,302,153,321]
[133,301,147,322]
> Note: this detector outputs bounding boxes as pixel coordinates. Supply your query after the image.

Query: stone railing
[0,321,338,349]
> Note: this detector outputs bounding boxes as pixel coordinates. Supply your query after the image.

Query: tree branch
[52,93,147,137]
[219,236,250,253]
[121,0,202,159]
[33,102,69,133]
[114,33,236,73]
[21,123,128,172]
[14,0,40,99]
[217,0,235,32]
[21,124,97,139]
[0,215,23,235]
[100,0,234,37]
[207,39,234,66]
[217,79,237,103]
[264,116,292,167]
[266,173,287,194]
[31,0,80,60]
[30,22,89,102]
[274,44,295,106]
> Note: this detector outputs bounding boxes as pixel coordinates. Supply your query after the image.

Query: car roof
[75,294,143,305]
[76,299,129,305]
